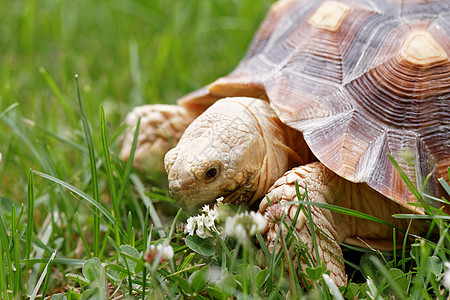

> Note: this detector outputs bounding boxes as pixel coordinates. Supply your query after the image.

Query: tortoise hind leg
[120,104,199,172]
[259,162,348,286]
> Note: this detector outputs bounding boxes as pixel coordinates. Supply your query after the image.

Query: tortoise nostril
[169,181,182,194]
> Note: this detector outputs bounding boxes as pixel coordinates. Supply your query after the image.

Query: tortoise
[121,0,450,286]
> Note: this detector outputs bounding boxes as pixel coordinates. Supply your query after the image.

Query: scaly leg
[120,104,199,171]
[259,162,347,287]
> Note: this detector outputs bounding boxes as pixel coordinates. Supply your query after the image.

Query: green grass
[1,0,449,298]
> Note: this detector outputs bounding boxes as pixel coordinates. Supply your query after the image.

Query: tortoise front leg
[120,104,199,172]
[259,162,348,287]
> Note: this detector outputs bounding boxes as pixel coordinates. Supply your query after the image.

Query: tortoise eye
[205,167,218,180]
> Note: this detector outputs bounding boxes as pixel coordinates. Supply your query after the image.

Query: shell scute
[179,0,450,210]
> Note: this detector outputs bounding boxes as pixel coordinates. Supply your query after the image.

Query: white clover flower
[185,216,196,236]
[443,262,450,289]
[202,205,210,213]
[249,211,267,235]
[196,222,213,239]
[208,208,219,221]
[225,211,267,244]
[203,214,215,229]
[233,224,248,244]
[216,196,224,205]
[159,244,174,260]
[145,243,174,263]
[197,228,212,239]
[184,198,225,239]
[224,217,235,237]
[197,214,215,238]
[195,214,205,224]
[195,214,205,232]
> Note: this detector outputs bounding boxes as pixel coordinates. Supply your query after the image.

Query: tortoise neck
[245,99,316,205]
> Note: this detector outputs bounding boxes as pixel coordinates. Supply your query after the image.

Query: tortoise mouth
[173,187,256,210]
[172,171,258,209]
[221,171,258,206]
[222,187,256,206]
[171,184,226,210]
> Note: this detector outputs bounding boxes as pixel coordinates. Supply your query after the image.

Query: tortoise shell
[179,0,450,213]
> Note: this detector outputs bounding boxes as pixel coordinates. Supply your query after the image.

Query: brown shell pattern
[179,0,450,211]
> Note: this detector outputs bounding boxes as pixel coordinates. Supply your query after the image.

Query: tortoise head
[164,97,300,208]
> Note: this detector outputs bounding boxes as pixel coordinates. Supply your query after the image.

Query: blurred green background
[0,0,274,202]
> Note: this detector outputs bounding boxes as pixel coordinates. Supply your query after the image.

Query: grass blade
[287,200,401,230]
[33,170,126,238]
[11,204,23,296]
[303,186,321,268]
[388,154,433,216]
[21,258,85,266]
[101,106,119,224]
[0,233,6,299]
[142,206,149,300]
[75,74,100,257]
[438,177,450,197]
[39,67,77,125]
[26,169,34,260]
[23,119,87,153]
[1,116,45,170]
[130,174,164,238]
[0,204,14,294]
[118,117,141,205]
[0,103,19,119]
[29,251,56,300]
[323,274,344,300]
[74,213,92,259]
[393,214,450,220]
